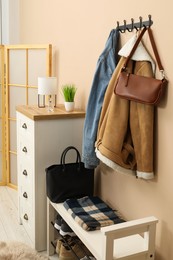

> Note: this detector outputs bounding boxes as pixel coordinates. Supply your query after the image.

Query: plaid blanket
[63,196,124,231]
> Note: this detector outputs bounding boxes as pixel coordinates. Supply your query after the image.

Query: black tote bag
[46,146,94,203]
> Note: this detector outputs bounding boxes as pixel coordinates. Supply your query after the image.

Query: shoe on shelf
[78,241,92,258]
[55,238,63,256]
[54,213,62,230]
[60,219,76,237]
[59,239,87,260]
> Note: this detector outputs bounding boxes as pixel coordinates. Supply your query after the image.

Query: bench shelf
[47,199,158,260]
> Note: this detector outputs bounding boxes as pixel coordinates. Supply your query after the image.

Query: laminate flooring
[0,186,57,259]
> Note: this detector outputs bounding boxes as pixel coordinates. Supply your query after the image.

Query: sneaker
[60,220,76,237]
[54,214,62,230]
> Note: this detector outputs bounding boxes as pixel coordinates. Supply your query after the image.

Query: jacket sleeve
[82,29,120,169]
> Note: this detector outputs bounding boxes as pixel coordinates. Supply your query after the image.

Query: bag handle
[123,27,165,79]
[60,146,81,169]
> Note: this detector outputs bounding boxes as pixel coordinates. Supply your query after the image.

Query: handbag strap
[147,27,164,72]
[123,27,165,78]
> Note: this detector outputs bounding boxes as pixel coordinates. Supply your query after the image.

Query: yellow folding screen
[0,45,5,185]
[0,44,52,189]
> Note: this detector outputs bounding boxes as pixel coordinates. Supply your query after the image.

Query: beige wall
[19,1,173,259]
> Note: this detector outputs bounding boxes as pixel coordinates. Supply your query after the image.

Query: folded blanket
[63,196,124,231]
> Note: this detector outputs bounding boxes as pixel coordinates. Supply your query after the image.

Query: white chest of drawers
[16,105,85,251]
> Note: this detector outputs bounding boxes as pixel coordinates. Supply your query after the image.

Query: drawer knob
[22,123,27,129]
[22,170,28,176]
[23,214,28,221]
[22,147,27,153]
[23,192,28,198]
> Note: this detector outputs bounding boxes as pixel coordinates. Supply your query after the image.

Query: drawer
[20,204,34,241]
[18,159,33,185]
[20,168,32,187]
[18,139,33,161]
[17,113,34,139]
[19,184,33,207]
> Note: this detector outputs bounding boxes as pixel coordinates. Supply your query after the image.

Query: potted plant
[61,84,77,111]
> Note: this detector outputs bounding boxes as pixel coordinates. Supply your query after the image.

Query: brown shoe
[59,239,88,260]
[59,244,77,260]
[55,238,63,256]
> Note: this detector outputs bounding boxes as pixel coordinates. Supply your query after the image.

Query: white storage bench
[47,199,158,260]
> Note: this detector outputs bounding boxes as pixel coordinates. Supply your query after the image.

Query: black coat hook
[148,14,152,27]
[120,20,126,33]
[116,21,120,30]
[139,16,142,29]
[127,18,134,32]
[117,20,126,33]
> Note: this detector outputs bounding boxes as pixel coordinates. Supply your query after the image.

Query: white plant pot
[64,101,75,112]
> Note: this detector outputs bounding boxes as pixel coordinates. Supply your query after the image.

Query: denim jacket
[82,29,120,169]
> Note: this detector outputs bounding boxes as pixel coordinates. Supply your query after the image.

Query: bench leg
[102,235,114,260]
[47,198,56,256]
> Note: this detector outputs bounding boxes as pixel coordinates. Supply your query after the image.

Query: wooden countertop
[16,104,85,120]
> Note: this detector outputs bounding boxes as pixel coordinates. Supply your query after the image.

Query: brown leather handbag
[114,27,168,105]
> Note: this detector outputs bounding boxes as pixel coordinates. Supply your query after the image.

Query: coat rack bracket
[117,15,153,33]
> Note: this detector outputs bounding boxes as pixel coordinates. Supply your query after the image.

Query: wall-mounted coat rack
[117,15,153,33]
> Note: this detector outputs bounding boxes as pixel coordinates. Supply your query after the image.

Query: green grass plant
[61,84,77,102]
